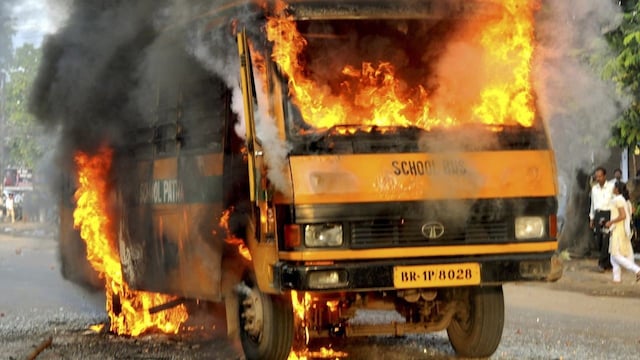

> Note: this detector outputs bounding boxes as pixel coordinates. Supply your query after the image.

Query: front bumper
[275,252,558,292]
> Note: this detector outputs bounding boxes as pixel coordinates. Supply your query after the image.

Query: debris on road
[26,336,52,360]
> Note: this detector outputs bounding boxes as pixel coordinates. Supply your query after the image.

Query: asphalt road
[2,225,640,359]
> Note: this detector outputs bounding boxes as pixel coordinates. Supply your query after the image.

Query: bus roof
[197,0,501,22]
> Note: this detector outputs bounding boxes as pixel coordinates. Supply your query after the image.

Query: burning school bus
[58,0,559,359]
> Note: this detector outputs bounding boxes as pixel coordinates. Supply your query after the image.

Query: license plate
[393,263,481,288]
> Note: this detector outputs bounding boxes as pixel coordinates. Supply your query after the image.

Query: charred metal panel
[119,153,226,301]
[293,198,557,222]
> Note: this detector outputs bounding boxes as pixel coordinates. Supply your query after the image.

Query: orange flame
[288,291,348,359]
[89,323,105,333]
[291,290,312,323]
[219,207,252,261]
[73,147,188,336]
[291,347,349,360]
[472,0,539,127]
[266,0,539,132]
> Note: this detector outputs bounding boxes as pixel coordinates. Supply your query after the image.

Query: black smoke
[31,1,167,156]
[28,0,268,289]
[30,0,266,161]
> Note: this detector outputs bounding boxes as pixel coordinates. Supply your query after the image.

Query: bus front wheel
[446,285,504,358]
[238,280,293,360]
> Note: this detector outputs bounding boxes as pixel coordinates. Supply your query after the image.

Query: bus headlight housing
[308,270,348,289]
[515,216,545,239]
[304,224,343,247]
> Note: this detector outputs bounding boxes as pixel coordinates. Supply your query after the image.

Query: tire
[446,285,504,358]
[239,279,294,360]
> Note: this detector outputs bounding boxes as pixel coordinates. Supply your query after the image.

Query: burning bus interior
[260,0,548,154]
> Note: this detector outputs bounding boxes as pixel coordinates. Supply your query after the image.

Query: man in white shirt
[590,167,614,272]
[607,168,623,186]
[5,193,14,224]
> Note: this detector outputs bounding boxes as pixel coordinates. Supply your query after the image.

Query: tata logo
[421,221,445,239]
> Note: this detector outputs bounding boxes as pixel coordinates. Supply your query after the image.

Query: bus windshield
[264,2,544,146]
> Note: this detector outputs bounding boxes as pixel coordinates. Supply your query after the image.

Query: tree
[3,43,43,168]
[1,1,15,175]
[606,0,640,148]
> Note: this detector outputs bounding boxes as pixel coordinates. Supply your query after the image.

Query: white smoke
[535,1,626,175]
[179,2,290,192]
[534,0,627,247]
[192,27,293,193]
[253,76,293,193]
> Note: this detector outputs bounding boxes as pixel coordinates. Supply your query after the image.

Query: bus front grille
[349,219,509,248]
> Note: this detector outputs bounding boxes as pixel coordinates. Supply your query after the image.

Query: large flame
[266,0,539,132]
[288,291,348,360]
[73,147,188,336]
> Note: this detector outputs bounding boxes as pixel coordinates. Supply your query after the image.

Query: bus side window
[179,77,226,152]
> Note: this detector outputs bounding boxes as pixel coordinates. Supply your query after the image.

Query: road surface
[1,225,640,359]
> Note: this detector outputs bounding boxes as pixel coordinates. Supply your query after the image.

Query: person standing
[605,181,640,283]
[589,167,614,271]
[608,168,623,185]
[0,193,5,218]
[5,193,15,224]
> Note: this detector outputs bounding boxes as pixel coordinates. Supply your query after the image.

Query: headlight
[304,224,343,247]
[515,216,545,239]
[308,270,348,289]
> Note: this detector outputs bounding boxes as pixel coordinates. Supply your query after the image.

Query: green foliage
[1,2,45,170]
[3,43,42,168]
[606,0,640,148]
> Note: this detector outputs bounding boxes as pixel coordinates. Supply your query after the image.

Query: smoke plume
[534,0,627,252]
[0,1,18,69]
[31,1,167,154]
[29,0,630,256]
[29,0,290,193]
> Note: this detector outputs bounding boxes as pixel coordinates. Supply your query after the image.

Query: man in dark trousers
[589,167,614,272]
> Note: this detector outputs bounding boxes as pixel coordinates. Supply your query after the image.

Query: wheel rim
[241,287,265,342]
